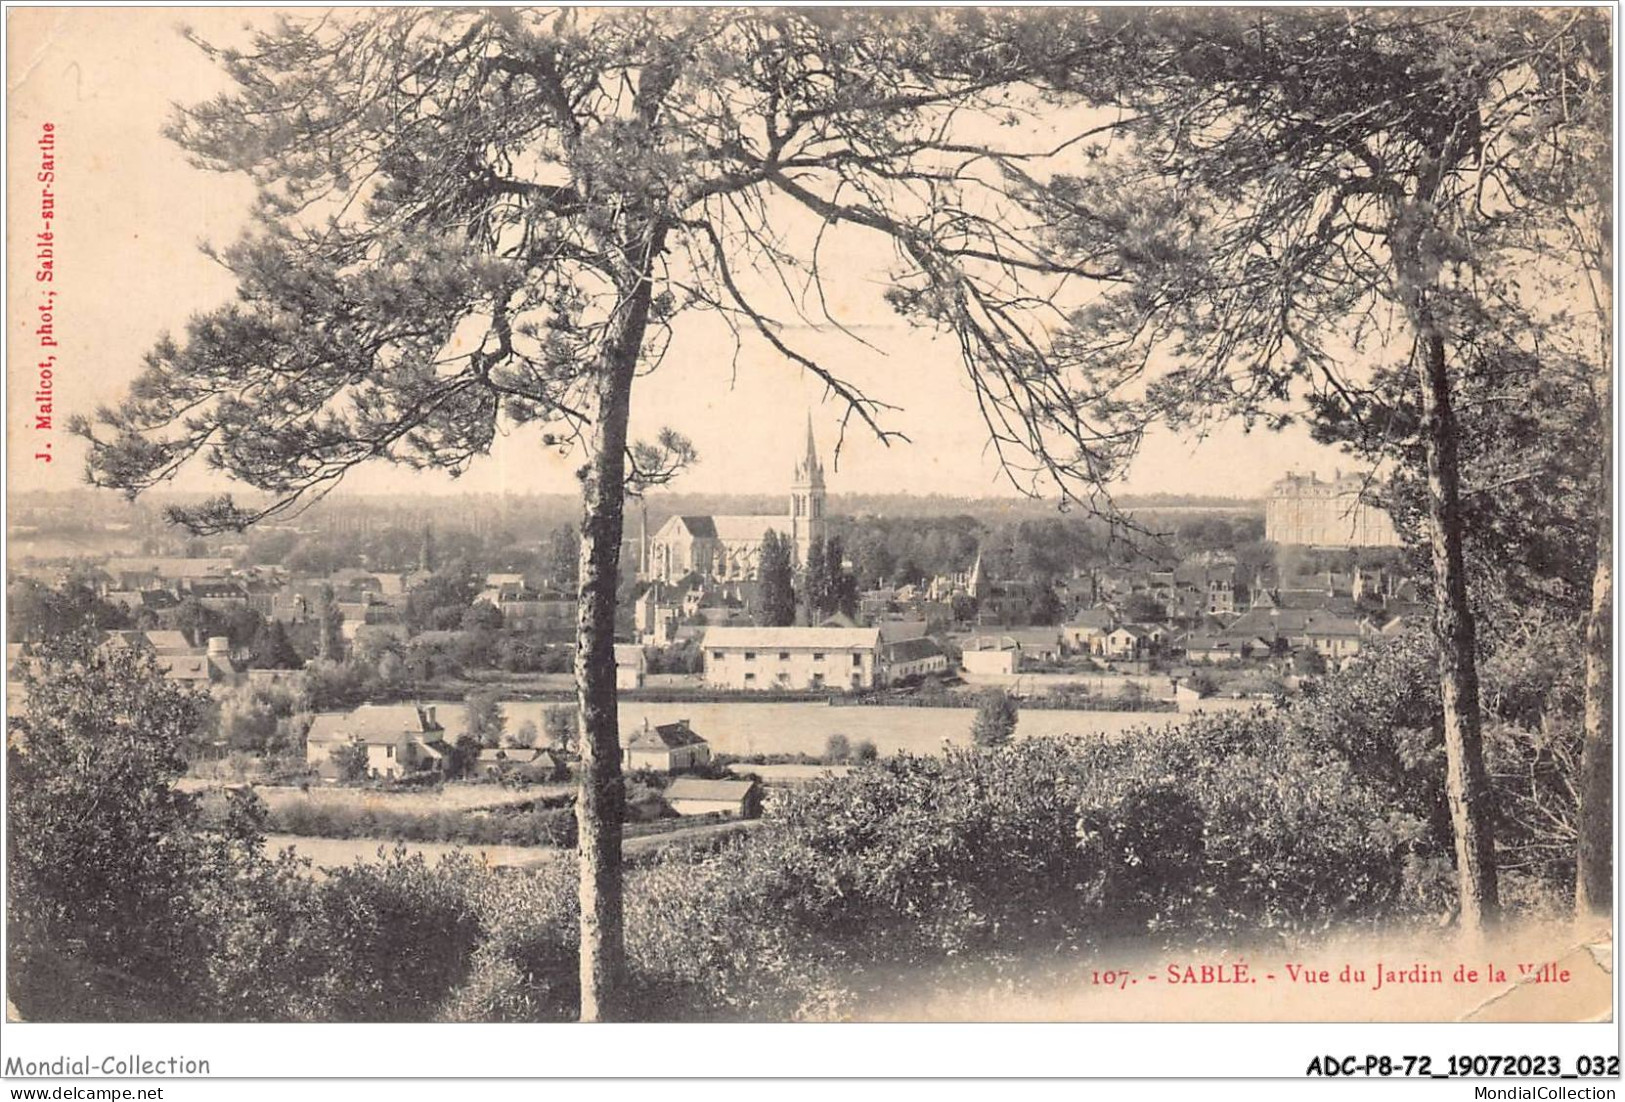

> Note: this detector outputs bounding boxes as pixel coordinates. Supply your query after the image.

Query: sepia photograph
[2,3,1617,1080]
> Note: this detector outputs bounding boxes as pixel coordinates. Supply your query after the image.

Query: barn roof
[665,777,758,802]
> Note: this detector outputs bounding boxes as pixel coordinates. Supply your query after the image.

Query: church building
[643,417,827,583]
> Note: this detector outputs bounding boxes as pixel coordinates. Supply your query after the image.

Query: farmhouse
[621,718,711,772]
[702,626,880,691]
[305,703,452,780]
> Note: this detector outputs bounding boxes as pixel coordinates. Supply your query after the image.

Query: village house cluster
[622,427,1420,699]
[8,416,1417,793]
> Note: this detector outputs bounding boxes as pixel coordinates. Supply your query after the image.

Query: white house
[1104,625,1154,660]
[1063,609,1115,655]
[702,626,880,691]
[1301,615,1372,661]
[621,719,711,772]
[961,636,1021,676]
[305,703,452,780]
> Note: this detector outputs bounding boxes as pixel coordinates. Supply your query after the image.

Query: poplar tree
[757,530,797,627]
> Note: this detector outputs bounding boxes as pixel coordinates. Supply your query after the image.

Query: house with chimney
[621,718,711,772]
[305,703,453,781]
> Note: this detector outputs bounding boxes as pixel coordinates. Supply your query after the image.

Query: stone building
[1265,471,1401,548]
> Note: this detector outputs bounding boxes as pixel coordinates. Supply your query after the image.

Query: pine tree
[1030,9,1608,931]
[68,8,1317,1015]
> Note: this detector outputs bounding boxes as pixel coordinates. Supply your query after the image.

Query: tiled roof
[307,704,444,743]
[882,636,946,663]
[876,619,929,644]
[623,720,707,750]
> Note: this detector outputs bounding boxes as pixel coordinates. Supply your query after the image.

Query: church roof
[670,515,793,542]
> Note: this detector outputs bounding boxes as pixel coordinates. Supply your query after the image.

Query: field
[447,697,1260,759]
[263,817,761,874]
[250,783,569,816]
[263,833,558,873]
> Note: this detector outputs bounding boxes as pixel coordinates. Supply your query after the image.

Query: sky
[6,8,1356,508]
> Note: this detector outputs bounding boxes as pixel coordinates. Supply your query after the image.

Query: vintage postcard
[3,4,1616,1084]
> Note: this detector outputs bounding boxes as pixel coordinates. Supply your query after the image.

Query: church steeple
[794,413,824,487]
[790,412,826,567]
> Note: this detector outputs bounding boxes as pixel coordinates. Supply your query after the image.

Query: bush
[329,742,371,784]
[16,633,1467,1024]
[304,849,487,1021]
[970,689,1017,746]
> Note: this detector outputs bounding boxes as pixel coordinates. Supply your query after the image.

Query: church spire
[790,411,826,567]
[795,412,823,485]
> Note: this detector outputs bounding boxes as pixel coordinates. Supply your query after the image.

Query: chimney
[206,636,229,656]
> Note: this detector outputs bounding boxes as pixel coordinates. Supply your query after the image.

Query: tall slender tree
[1025,9,1609,932]
[757,530,797,627]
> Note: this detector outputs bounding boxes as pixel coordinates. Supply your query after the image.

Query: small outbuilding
[615,644,648,690]
[664,777,762,819]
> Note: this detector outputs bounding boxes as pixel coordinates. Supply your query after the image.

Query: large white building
[702,626,880,691]
[644,418,827,582]
[1265,471,1401,548]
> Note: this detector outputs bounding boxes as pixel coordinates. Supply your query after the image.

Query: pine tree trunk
[574,230,663,1023]
[1576,414,1612,918]
[1414,317,1501,932]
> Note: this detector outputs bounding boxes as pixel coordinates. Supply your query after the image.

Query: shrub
[303,849,487,1021]
[329,742,371,784]
[970,689,1017,746]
